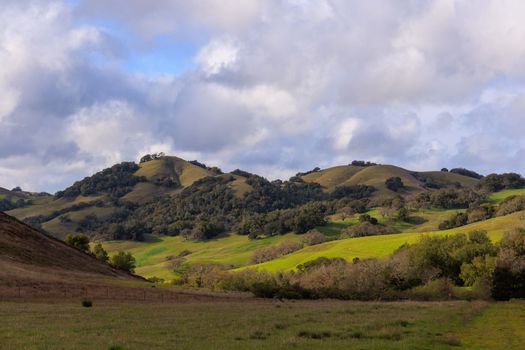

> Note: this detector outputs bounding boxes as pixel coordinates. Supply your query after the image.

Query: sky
[2,0,525,193]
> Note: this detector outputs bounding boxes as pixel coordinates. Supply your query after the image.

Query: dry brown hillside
[0,212,139,285]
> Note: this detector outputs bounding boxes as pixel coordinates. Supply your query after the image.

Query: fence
[0,283,247,303]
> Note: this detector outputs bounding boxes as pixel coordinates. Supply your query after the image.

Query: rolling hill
[0,212,139,286]
[6,155,251,239]
[301,164,479,195]
[6,155,480,241]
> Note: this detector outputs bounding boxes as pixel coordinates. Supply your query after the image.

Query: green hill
[241,209,525,272]
[301,164,479,198]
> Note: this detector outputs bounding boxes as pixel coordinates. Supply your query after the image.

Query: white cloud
[3,0,525,192]
[195,37,240,76]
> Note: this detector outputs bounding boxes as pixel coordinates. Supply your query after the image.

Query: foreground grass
[460,301,525,350]
[0,300,486,350]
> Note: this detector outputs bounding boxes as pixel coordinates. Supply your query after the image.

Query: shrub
[301,230,327,246]
[91,242,109,262]
[407,279,455,301]
[249,241,304,264]
[496,195,525,216]
[385,177,404,192]
[358,214,378,225]
[110,251,136,273]
[81,299,93,307]
[343,222,396,238]
[65,234,90,252]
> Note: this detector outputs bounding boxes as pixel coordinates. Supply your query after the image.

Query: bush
[91,242,109,262]
[385,177,404,192]
[301,230,327,246]
[81,299,93,307]
[249,241,304,264]
[343,222,396,238]
[65,234,90,252]
[110,251,136,273]
[407,279,455,301]
[496,195,525,216]
[358,214,378,224]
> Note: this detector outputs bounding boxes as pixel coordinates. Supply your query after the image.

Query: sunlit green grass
[489,188,525,203]
[102,234,302,279]
[245,210,525,272]
[459,301,525,349]
[0,300,486,350]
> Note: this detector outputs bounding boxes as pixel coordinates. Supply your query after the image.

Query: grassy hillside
[301,164,479,197]
[102,233,302,280]
[243,210,525,272]
[489,187,525,203]
[97,186,523,279]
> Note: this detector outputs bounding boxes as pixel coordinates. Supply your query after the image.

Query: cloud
[2,0,525,192]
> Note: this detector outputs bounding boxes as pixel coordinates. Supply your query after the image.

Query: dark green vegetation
[6,155,500,243]
[0,186,49,211]
[5,300,521,350]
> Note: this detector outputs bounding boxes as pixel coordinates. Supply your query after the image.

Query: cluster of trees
[294,167,321,177]
[250,241,304,264]
[350,160,377,167]
[188,160,223,175]
[385,177,404,192]
[124,173,376,241]
[342,216,396,237]
[201,230,525,301]
[0,198,32,211]
[56,162,145,198]
[139,152,165,163]
[64,233,136,272]
[449,168,483,179]
[410,188,485,209]
[478,173,525,192]
[238,202,328,239]
[439,206,495,230]
[497,195,525,216]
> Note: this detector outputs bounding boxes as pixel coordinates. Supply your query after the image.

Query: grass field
[102,205,524,278]
[102,234,302,280]
[460,301,525,349]
[0,300,498,350]
[489,188,525,203]
[245,210,525,272]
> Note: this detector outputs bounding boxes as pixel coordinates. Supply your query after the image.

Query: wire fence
[0,284,246,303]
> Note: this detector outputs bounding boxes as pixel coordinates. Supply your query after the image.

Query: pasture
[4,299,522,350]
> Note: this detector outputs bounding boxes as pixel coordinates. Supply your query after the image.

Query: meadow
[3,299,523,350]
[102,197,525,278]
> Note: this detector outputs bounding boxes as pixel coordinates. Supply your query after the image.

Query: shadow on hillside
[408,216,428,225]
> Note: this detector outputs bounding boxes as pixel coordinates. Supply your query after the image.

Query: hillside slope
[301,164,479,196]
[242,210,525,272]
[0,212,138,284]
[5,157,482,241]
